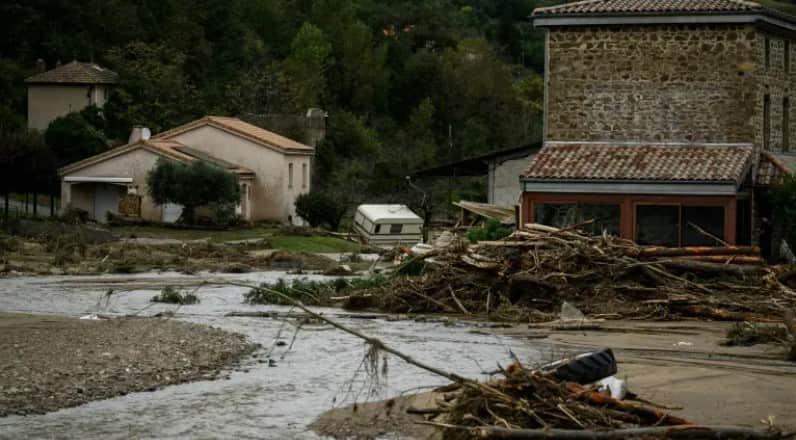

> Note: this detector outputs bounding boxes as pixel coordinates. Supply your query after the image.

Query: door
[93,184,120,223]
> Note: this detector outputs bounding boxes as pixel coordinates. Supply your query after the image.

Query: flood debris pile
[435,363,688,439]
[345,224,796,321]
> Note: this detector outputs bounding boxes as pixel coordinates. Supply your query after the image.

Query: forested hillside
[0,0,565,207]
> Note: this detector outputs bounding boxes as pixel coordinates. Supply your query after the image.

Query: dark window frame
[784,97,790,152]
[764,94,771,150]
[765,36,771,69]
[533,201,621,236]
[389,224,403,234]
[786,41,791,73]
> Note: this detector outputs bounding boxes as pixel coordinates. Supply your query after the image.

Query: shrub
[467,219,512,243]
[724,322,789,346]
[294,191,347,231]
[147,159,240,225]
[151,286,200,304]
[245,275,388,306]
[62,208,89,224]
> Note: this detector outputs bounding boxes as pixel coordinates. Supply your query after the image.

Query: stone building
[25,60,118,131]
[521,0,796,249]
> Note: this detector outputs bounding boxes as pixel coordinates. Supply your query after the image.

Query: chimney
[128,126,151,144]
[35,59,46,72]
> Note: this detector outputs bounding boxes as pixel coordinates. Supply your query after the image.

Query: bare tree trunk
[470,425,786,440]
[33,192,38,216]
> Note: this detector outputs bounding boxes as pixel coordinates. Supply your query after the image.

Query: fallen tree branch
[216,280,470,384]
[468,425,791,440]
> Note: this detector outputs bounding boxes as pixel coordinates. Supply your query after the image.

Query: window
[681,206,725,246]
[302,163,308,188]
[784,97,790,151]
[375,224,382,234]
[534,203,620,236]
[636,205,725,247]
[390,224,403,234]
[765,36,771,69]
[786,42,791,73]
[764,94,771,150]
[288,163,293,188]
[636,205,680,246]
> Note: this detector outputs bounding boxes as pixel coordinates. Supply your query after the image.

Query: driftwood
[785,310,796,361]
[661,259,764,276]
[466,425,791,440]
[636,246,761,258]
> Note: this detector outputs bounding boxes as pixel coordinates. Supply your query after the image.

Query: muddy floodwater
[0,272,548,439]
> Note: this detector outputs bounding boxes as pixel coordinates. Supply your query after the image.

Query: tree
[103,41,198,141]
[283,23,332,110]
[44,107,110,167]
[295,190,348,231]
[147,159,240,225]
[770,174,796,251]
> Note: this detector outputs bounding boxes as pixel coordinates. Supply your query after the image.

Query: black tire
[551,348,617,384]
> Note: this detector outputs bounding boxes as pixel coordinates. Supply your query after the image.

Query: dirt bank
[312,320,796,439]
[0,235,339,276]
[0,313,254,416]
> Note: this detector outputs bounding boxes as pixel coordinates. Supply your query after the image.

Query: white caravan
[353,204,423,245]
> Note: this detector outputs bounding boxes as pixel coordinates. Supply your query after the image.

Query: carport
[61,176,132,222]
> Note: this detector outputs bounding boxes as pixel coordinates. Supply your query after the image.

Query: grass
[269,235,363,253]
[245,275,388,306]
[111,224,363,253]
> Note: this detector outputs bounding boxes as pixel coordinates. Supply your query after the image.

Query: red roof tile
[523,142,753,184]
[533,0,770,17]
[757,151,796,185]
[25,60,118,85]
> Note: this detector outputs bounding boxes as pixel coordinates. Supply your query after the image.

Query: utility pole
[447,124,454,221]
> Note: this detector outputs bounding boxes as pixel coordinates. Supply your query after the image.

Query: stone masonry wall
[546,24,759,144]
[752,31,796,153]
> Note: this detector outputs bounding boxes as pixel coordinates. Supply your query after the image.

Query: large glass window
[682,206,725,246]
[636,205,725,246]
[390,224,403,234]
[636,205,679,246]
[534,203,620,236]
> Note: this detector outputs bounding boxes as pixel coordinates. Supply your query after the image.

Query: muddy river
[0,272,549,439]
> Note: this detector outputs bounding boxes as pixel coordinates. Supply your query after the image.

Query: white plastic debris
[594,375,628,400]
[410,243,435,256]
[559,301,586,321]
[79,314,100,320]
[674,341,693,347]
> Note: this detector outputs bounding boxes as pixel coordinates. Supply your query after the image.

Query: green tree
[147,159,241,225]
[295,190,348,230]
[103,41,198,140]
[44,107,110,167]
[284,23,332,110]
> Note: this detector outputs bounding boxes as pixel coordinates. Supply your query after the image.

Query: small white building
[353,204,423,245]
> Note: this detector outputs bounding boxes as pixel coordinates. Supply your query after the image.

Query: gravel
[0,313,254,416]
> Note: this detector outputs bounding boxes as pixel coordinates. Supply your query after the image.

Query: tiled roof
[757,151,796,185]
[522,142,754,184]
[533,0,770,17]
[59,138,255,176]
[25,60,118,85]
[154,116,314,154]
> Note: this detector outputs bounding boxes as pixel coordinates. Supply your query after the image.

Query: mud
[313,320,796,439]
[0,237,338,276]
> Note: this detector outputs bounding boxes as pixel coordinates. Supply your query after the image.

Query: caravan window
[375,224,382,234]
[390,224,402,234]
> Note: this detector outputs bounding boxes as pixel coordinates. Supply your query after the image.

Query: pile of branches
[428,362,786,440]
[345,224,796,321]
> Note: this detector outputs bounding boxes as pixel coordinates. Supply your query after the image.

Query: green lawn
[111,225,364,253]
[269,235,363,253]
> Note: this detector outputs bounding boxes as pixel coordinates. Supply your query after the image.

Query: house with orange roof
[58,116,314,224]
[523,0,796,251]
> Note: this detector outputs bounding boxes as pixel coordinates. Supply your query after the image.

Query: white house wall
[62,148,164,220]
[490,155,534,208]
[169,125,311,223]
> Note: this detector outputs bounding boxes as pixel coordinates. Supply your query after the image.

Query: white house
[58,116,314,224]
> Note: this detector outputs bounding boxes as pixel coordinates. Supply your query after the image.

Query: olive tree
[147,159,240,225]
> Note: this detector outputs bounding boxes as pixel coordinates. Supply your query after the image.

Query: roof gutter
[533,13,796,33]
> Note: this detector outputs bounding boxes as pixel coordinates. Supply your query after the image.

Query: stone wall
[752,32,796,153]
[546,24,761,144]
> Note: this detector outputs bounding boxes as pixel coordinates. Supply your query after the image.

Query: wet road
[0,272,547,439]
